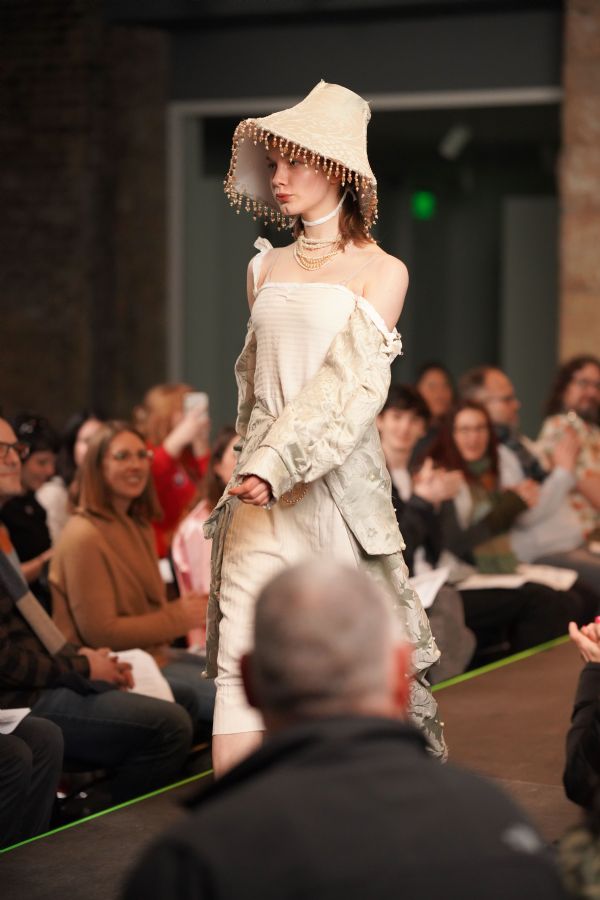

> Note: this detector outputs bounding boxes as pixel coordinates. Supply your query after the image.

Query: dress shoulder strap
[339,252,379,287]
[250,237,273,293]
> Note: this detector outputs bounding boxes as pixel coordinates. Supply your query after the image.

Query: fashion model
[204,81,446,774]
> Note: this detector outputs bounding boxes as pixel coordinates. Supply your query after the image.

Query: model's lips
[276,194,292,202]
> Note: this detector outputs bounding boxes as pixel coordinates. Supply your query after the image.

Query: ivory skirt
[213,480,359,734]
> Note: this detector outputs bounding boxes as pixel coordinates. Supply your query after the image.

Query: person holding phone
[204,81,444,776]
[134,384,211,558]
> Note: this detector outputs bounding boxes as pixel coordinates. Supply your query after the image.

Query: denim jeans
[31,687,193,803]
[0,716,63,847]
[162,650,216,740]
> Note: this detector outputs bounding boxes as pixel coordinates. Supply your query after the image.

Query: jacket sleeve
[564,662,600,808]
[241,303,402,499]
[50,530,189,651]
[234,321,258,441]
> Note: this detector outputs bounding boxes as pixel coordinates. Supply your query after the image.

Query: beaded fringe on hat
[224,120,378,234]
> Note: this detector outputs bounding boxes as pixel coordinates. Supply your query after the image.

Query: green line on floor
[0,767,214,855]
[432,634,571,692]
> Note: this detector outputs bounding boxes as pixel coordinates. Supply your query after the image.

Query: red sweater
[150,444,210,558]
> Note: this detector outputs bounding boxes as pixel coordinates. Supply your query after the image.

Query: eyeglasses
[486,393,517,404]
[453,425,489,436]
[0,441,30,461]
[572,377,600,392]
[109,449,153,463]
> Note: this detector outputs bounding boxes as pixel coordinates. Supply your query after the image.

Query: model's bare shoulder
[247,245,292,309]
[363,250,409,330]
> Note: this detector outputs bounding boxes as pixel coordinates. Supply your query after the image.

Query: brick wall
[0,0,167,425]
[560,0,600,360]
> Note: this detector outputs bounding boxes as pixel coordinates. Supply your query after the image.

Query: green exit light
[411,191,437,220]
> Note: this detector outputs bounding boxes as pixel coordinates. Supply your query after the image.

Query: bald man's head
[243,561,410,731]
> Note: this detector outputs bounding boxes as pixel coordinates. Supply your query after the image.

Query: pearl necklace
[293,233,342,271]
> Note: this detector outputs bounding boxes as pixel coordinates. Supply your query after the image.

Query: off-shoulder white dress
[214,244,376,734]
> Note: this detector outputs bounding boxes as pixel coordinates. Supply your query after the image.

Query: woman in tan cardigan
[50,421,215,733]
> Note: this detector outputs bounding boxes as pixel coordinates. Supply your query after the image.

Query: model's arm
[50,530,190,651]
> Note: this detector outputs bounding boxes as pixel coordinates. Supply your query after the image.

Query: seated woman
[49,421,215,736]
[37,410,104,546]
[172,426,238,651]
[134,384,211,560]
[427,400,597,651]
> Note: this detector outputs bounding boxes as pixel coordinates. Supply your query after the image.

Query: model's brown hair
[79,421,161,522]
[134,383,192,447]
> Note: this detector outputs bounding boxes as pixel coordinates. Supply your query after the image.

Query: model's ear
[241,653,259,710]
[390,644,412,718]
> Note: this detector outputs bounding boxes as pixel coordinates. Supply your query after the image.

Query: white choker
[301,189,350,227]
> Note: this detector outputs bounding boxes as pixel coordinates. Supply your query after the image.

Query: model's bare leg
[212,731,263,778]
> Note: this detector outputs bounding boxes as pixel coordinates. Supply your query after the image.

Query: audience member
[0,414,59,612]
[428,401,597,649]
[124,561,567,900]
[50,421,215,736]
[134,384,211,559]
[377,386,475,680]
[172,426,237,651]
[459,366,600,588]
[538,356,600,540]
[0,415,193,803]
[37,410,104,545]
[558,619,600,897]
[412,362,456,462]
[0,716,63,849]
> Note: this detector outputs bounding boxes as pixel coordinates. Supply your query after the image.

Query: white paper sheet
[0,707,30,735]
[409,567,450,610]
[114,649,175,703]
[457,573,526,591]
[517,564,578,592]
[457,564,578,593]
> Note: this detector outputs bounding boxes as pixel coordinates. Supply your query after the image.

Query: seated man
[0,416,193,804]
[538,355,600,541]
[0,414,58,613]
[0,715,63,849]
[124,561,566,899]
[459,365,600,588]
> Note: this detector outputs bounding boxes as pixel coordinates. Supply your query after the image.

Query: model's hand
[79,647,134,689]
[512,479,540,508]
[552,427,580,472]
[229,475,272,507]
[569,621,600,663]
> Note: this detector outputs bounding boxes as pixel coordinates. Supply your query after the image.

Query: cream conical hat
[225,81,378,232]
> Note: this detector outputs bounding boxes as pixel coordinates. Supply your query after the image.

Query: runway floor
[1,636,585,898]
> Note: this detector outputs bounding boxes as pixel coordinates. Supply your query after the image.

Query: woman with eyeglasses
[427,401,597,656]
[49,421,215,735]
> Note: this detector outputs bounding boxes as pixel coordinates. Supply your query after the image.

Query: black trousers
[0,716,63,849]
[459,581,593,656]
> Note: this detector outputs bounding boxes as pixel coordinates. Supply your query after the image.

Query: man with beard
[538,356,600,541]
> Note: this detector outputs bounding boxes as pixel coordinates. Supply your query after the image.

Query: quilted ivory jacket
[204,298,446,757]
